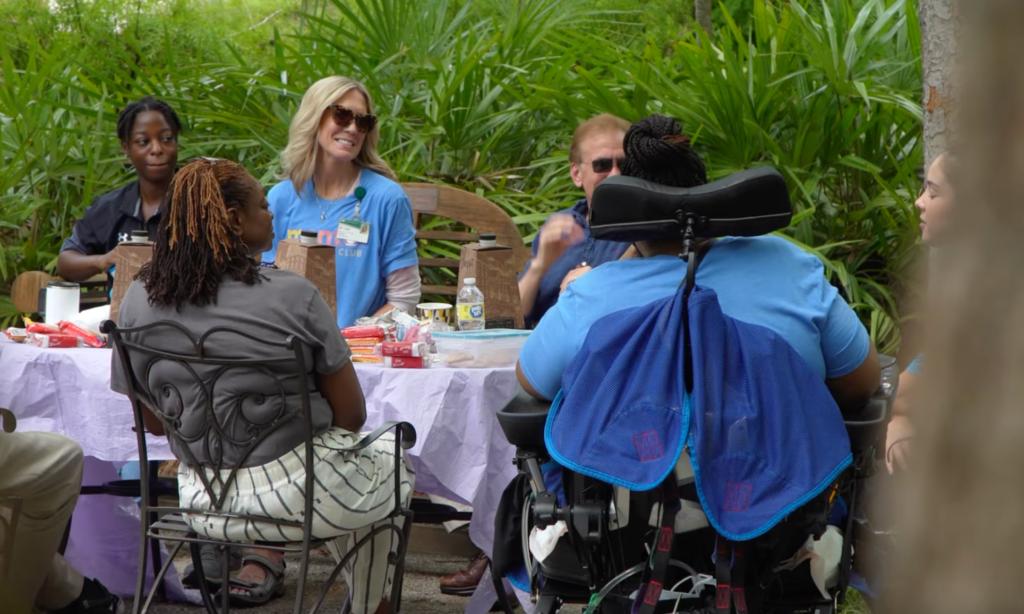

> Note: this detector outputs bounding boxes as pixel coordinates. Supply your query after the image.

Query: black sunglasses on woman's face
[328,105,378,134]
[585,157,626,174]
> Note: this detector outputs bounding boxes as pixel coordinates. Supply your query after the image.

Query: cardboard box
[457,242,525,329]
[109,241,154,323]
[274,239,338,320]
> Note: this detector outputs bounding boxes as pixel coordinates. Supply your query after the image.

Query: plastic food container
[432,329,531,369]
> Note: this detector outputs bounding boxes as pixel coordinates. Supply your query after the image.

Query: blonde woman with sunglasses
[263,76,420,327]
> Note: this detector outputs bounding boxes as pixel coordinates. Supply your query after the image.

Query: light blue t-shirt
[263,169,419,328]
[519,235,871,400]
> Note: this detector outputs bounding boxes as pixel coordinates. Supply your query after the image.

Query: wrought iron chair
[0,408,21,585]
[102,320,417,614]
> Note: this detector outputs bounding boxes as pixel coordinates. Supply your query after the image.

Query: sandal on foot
[182,543,242,589]
[220,553,286,607]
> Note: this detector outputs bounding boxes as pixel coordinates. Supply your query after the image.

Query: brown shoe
[439,550,489,596]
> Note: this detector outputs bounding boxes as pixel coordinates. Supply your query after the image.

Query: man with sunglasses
[516,114,634,329]
[438,114,633,601]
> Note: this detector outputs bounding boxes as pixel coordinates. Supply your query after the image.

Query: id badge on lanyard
[336,186,370,244]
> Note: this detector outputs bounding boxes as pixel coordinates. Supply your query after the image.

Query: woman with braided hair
[518,114,880,411]
[110,158,413,612]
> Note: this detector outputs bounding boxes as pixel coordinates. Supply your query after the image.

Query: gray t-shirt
[111,268,352,468]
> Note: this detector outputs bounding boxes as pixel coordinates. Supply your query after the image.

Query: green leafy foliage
[0,0,922,354]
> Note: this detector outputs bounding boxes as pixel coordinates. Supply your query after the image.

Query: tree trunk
[695,0,712,38]
[919,0,958,164]
[883,3,1024,613]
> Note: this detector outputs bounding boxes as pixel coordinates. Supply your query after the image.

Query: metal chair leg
[389,510,414,613]
[132,511,149,614]
[139,541,184,614]
[309,523,404,614]
[295,533,314,614]
[190,541,220,614]
[146,462,166,604]
[221,545,231,614]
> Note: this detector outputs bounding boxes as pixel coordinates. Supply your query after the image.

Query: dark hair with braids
[620,114,707,188]
[136,158,264,309]
[116,96,183,144]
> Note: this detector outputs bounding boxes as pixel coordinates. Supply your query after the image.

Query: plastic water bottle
[457,277,486,331]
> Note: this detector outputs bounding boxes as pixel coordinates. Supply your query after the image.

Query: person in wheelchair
[517,115,880,407]
[501,115,886,614]
[109,158,414,612]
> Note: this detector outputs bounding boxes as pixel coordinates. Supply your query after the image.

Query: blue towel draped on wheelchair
[491,168,896,614]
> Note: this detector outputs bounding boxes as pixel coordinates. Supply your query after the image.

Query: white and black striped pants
[179,427,416,614]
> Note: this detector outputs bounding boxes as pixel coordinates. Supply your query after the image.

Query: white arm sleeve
[385,265,421,315]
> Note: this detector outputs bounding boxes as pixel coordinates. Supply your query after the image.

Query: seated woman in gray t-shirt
[110,158,412,613]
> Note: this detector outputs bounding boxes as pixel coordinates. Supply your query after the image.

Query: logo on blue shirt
[287,229,364,257]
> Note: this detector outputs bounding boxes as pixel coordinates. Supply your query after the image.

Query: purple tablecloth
[0,339,520,611]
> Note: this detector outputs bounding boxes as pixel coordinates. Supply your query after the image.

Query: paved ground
[125,534,587,613]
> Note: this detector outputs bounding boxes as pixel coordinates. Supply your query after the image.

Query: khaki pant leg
[0,432,85,613]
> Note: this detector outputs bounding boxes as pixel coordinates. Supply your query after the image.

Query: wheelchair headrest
[589,166,792,243]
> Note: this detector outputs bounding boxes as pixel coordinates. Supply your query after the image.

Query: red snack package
[383,356,423,369]
[26,322,62,335]
[380,342,428,357]
[28,333,80,348]
[58,321,106,348]
[346,337,385,349]
[341,325,390,339]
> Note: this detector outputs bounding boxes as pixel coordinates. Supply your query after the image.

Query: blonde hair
[569,113,631,164]
[280,76,397,195]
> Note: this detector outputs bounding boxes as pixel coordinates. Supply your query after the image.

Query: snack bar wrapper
[341,324,396,341]
[351,355,384,365]
[23,316,62,335]
[28,332,80,349]
[378,342,429,357]
[348,336,385,359]
[383,356,424,369]
[58,321,106,348]
[4,328,27,342]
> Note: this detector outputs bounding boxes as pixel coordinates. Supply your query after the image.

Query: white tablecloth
[0,339,520,611]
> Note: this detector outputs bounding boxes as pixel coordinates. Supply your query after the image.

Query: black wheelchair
[490,168,896,614]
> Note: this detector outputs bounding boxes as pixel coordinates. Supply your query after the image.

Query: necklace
[316,195,330,223]
[312,173,360,223]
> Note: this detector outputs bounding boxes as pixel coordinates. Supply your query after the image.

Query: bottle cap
[464,277,476,285]
[479,233,496,241]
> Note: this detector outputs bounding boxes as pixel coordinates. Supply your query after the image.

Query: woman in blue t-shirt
[518,115,881,410]
[886,152,956,473]
[262,76,420,327]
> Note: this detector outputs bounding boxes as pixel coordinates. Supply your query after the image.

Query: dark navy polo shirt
[61,180,161,258]
[519,199,630,329]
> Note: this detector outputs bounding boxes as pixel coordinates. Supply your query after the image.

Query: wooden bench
[402,182,531,299]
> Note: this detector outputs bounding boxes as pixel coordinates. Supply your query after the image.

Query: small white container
[417,302,452,324]
[45,281,81,325]
[299,230,318,245]
[432,329,531,368]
